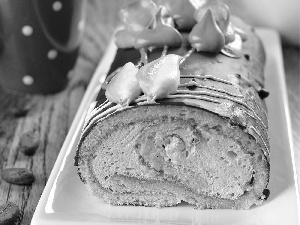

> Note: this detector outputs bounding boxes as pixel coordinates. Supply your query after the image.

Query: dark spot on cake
[187,118,196,126]
[227,151,238,160]
[161,115,168,122]
[74,155,79,166]
[235,74,241,79]
[138,155,146,165]
[257,155,263,162]
[186,151,189,157]
[191,138,196,144]
[249,175,255,185]
[262,189,270,200]
[244,54,250,60]
[212,125,222,132]
[128,122,134,126]
[186,85,197,91]
[258,88,269,99]
[77,170,86,183]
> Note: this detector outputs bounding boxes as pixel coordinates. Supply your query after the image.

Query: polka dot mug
[0,0,86,94]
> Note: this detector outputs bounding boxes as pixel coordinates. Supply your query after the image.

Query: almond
[0,202,20,225]
[1,168,35,185]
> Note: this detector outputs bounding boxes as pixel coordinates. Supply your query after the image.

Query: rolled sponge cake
[75,17,270,209]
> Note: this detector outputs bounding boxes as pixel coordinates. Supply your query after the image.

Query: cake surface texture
[75,0,270,210]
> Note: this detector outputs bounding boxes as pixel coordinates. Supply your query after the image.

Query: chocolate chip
[1,168,35,185]
[186,85,197,91]
[262,189,270,200]
[249,176,254,185]
[0,202,20,225]
[235,74,241,78]
[258,88,270,99]
[244,54,250,60]
[18,131,39,156]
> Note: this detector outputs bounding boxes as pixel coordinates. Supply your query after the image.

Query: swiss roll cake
[75,0,270,209]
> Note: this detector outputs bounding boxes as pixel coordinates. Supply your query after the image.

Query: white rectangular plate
[31,29,300,225]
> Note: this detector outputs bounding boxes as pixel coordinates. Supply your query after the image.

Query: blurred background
[224,0,300,46]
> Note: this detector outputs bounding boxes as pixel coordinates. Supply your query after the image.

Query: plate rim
[256,28,300,215]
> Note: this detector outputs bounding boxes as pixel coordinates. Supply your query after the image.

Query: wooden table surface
[0,1,299,224]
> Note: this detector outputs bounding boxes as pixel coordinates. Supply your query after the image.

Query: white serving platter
[31,28,300,225]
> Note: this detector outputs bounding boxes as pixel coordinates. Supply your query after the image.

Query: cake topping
[134,7,182,64]
[189,8,225,53]
[156,0,197,30]
[137,54,182,102]
[114,29,136,49]
[105,54,183,105]
[224,22,236,44]
[105,62,141,106]
[119,0,157,34]
[221,33,243,58]
[194,1,230,35]
[193,0,238,45]
[115,0,157,49]
[134,7,182,50]
[234,26,248,41]
[187,0,245,56]
[115,0,246,61]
